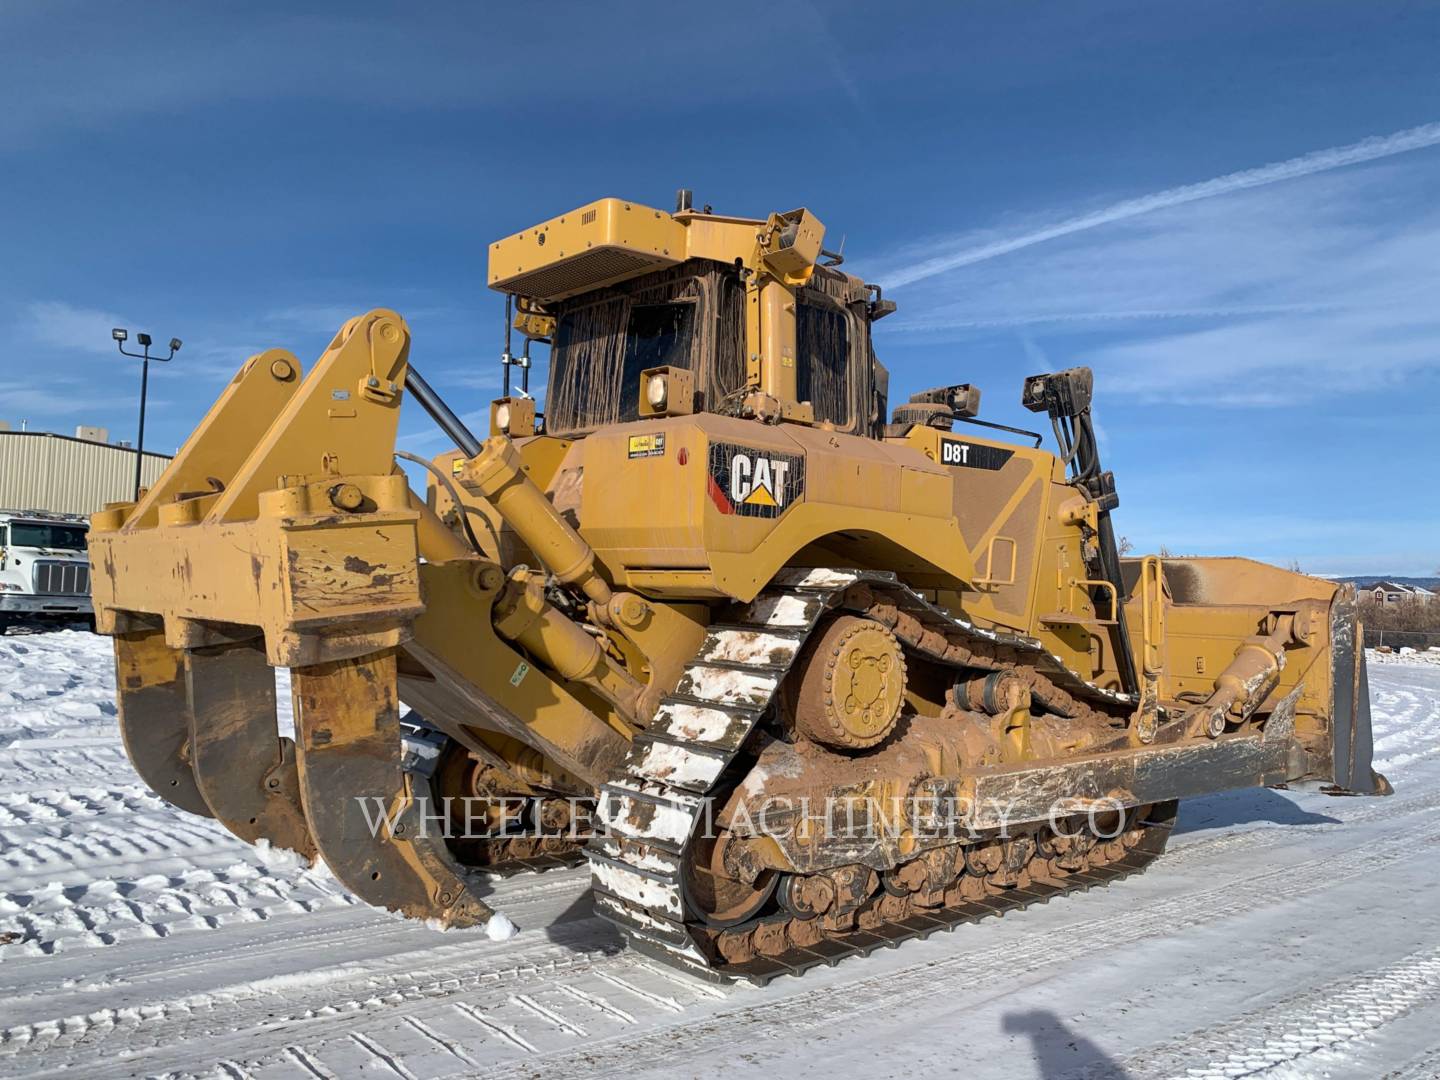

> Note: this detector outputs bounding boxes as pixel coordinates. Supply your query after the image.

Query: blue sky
[3,0,1437,574]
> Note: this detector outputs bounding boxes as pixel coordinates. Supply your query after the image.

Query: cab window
[548,300,696,431]
[618,302,695,422]
[796,300,852,428]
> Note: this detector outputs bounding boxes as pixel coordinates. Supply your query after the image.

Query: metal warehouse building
[0,431,170,517]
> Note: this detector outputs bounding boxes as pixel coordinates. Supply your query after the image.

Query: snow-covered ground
[1372,646,1440,667]
[2,630,1439,1080]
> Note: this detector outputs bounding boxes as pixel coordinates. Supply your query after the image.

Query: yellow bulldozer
[89,192,1388,983]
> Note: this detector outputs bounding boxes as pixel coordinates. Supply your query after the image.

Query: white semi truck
[0,510,93,631]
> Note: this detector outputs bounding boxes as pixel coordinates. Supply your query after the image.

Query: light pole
[112,329,181,500]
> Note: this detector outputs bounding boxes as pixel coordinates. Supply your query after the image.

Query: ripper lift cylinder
[464,436,613,606]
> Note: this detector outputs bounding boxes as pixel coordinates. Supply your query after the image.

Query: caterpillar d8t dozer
[89,193,1389,983]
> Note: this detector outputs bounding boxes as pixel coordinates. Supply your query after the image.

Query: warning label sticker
[628,433,667,459]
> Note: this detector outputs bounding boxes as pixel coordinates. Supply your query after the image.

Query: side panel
[578,415,1026,603]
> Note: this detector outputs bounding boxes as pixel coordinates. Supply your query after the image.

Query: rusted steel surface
[969,698,1296,829]
[291,648,494,926]
[113,629,214,819]
[186,641,315,859]
[284,524,422,620]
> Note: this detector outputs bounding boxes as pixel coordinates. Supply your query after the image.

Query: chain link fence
[1365,628,1440,651]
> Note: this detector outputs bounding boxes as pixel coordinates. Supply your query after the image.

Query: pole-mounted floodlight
[112,327,182,501]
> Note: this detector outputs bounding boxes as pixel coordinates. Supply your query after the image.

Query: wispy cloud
[872,161,1440,407]
[439,369,503,393]
[1016,330,1050,370]
[4,386,129,418]
[264,304,369,331]
[881,119,1440,288]
[0,6,830,149]
[798,0,872,124]
[23,300,129,354]
[397,406,492,451]
[895,303,1335,333]
[862,150,1439,571]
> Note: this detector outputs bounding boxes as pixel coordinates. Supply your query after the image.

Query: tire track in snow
[13,746,1439,1075]
[1381,1043,1440,1080]
[1162,781,1440,872]
[1374,698,1440,772]
[438,825,1440,1080]
[0,865,592,1011]
[0,934,622,1067]
[99,821,1440,1080]
[1103,945,1440,1079]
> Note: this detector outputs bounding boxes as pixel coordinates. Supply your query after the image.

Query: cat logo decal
[706,443,805,519]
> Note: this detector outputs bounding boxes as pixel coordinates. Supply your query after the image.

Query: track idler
[113,628,214,819]
[185,641,315,859]
[291,648,496,927]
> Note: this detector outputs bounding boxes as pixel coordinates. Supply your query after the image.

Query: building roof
[1370,581,1436,596]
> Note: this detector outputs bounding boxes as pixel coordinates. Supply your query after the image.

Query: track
[591,567,1148,982]
[3,630,1440,1079]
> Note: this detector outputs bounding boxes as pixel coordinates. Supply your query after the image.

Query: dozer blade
[114,628,214,819]
[1326,587,1391,796]
[290,648,495,926]
[185,641,316,860]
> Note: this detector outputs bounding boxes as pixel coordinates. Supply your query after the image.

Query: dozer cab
[89,192,1388,982]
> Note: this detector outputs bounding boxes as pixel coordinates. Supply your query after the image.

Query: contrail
[893,302,1339,332]
[887,120,1440,289]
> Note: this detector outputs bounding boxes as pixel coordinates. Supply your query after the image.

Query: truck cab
[0,511,94,631]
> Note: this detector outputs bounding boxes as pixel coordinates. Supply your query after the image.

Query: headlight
[0,583,21,592]
[495,402,512,431]
[646,374,668,410]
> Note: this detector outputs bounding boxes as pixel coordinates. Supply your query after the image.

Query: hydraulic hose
[394,450,488,559]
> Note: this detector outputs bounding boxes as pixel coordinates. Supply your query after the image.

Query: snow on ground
[1,632,1439,1079]
[1372,645,1440,667]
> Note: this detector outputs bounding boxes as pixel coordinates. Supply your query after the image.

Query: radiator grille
[495,247,675,301]
[33,560,91,596]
